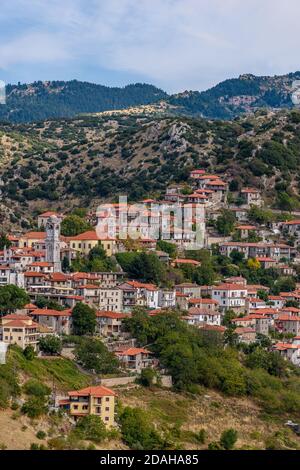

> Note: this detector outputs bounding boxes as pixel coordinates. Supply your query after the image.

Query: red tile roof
[96,311,128,319]
[68,385,116,398]
[32,308,71,317]
[23,231,46,239]
[116,347,150,356]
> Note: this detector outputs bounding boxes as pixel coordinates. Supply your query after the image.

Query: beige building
[0,314,39,351]
[19,231,46,249]
[63,385,116,427]
[67,231,116,257]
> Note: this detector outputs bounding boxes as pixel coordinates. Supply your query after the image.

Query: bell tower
[45,215,61,272]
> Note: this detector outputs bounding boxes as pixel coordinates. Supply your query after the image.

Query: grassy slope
[118,386,300,450]
[6,346,91,391]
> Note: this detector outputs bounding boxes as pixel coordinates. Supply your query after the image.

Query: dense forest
[0,81,168,123]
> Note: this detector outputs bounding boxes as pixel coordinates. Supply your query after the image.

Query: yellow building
[65,385,116,427]
[1,314,39,351]
[19,231,46,248]
[67,231,116,257]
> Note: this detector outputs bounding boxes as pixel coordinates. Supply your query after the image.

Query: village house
[115,347,154,372]
[235,327,257,344]
[268,295,285,309]
[256,257,277,270]
[219,242,294,261]
[212,283,248,313]
[67,231,116,257]
[0,314,39,351]
[98,288,123,312]
[187,307,221,326]
[236,225,257,239]
[275,315,300,336]
[158,289,176,309]
[240,188,262,206]
[188,297,219,311]
[31,308,72,335]
[19,231,47,249]
[282,220,300,236]
[60,385,116,427]
[232,314,270,335]
[273,342,300,366]
[175,283,202,298]
[96,311,128,338]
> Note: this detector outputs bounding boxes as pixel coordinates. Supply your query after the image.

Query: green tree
[0,234,11,250]
[0,285,29,315]
[62,256,70,273]
[156,240,177,258]
[75,338,119,374]
[61,214,92,236]
[216,210,236,236]
[23,345,36,361]
[21,397,48,418]
[220,428,238,450]
[116,252,166,284]
[139,368,157,387]
[119,406,165,450]
[75,415,107,443]
[222,310,237,327]
[39,336,62,355]
[72,302,96,336]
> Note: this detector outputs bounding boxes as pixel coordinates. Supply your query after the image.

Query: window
[105,397,110,402]
[105,417,109,422]
[73,405,78,410]
[105,407,109,411]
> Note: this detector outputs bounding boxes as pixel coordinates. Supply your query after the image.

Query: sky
[0,0,299,93]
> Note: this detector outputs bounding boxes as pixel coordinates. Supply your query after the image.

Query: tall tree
[72,302,96,336]
[0,285,29,315]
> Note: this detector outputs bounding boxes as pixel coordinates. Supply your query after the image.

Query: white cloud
[0,0,299,91]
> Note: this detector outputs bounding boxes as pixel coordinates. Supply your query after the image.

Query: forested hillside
[0,81,168,123]
[0,107,300,229]
[169,72,300,119]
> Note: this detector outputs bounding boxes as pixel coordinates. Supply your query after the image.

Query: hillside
[0,81,168,123]
[0,107,300,228]
[1,72,300,124]
[169,72,300,119]
[1,347,300,450]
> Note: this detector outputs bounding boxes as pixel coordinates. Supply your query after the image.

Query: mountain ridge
[1,71,300,123]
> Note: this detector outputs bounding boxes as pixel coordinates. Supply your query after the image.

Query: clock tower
[45,215,61,272]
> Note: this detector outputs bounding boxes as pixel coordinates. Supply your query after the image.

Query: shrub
[75,415,107,443]
[119,406,166,450]
[23,379,51,398]
[220,428,238,450]
[23,345,36,361]
[39,336,62,355]
[21,397,48,419]
[138,368,157,387]
[194,429,206,444]
[36,431,47,440]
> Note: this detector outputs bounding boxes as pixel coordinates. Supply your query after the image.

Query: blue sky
[0,0,299,93]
